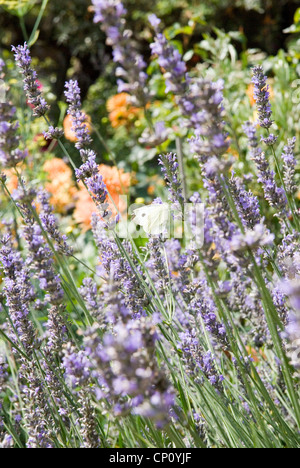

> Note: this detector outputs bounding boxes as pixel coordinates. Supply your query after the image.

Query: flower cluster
[81,318,174,426]
[178,329,224,392]
[43,158,76,214]
[107,92,140,128]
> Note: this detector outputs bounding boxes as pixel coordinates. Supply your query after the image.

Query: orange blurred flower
[147,184,156,196]
[107,92,128,112]
[43,158,76,213]
[246,83,256,107]
[99,164,131,201]
[63,113,92,142]
[74,164,132,231]
[107,92,140,128]
[3,169,19,194]
[227,146,239,159]
[147,174,164,196]
[2,163,27,194]
[73,188,96,232]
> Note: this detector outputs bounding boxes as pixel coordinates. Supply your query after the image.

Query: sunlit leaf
[0,0,37,16]
[294,7,300,25]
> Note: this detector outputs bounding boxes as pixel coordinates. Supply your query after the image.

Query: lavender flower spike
[0,102,27,168]
[64,80,92,152]
[0,235,36,354]
[286,314,300,371]
[43,126,64,141]
[229,174,261,229]
[65,78,114,226]
[92,0,150,107]
[12,43,49,117]
[75,151,111,223]
[149,16,229,154]
[243,121,287,215]
[0,357,8,395]
[92,0,127,24]
[83,317,175,426]
[79,278,104,323]
[252,65,273,129]
[158,152,184,207]
[38,190,73,256]
[0,64,27,168]
[150,17,188,96]
[282,137,297,195]
[188,80,230,168]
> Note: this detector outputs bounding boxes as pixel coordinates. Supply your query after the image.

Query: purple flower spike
[64,80,92,151]
[92,0,150,107]
[282,137,297,194]
[252,65,273,129]
[12,43,49,117]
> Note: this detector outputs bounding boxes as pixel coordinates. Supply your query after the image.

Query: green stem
[19,14,28,42]
[28,0,49,47]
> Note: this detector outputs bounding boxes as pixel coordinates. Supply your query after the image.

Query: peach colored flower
[147,175,164,196]
[3,170,19,194]
[63,113,92,142]
[43,158,76,213]
[2,163,26,194]
[74,165,132,231]
[73,188,96,232]
[98,164,131,197]
[246,83,256,107]
[107,92,129,112]
[107,93,140,128]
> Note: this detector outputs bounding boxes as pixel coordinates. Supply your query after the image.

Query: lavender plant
[0,0,299,450]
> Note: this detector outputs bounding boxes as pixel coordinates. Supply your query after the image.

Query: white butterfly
[133,203,170,236]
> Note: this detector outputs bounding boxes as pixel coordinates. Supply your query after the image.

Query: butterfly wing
[133,203,170,235]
